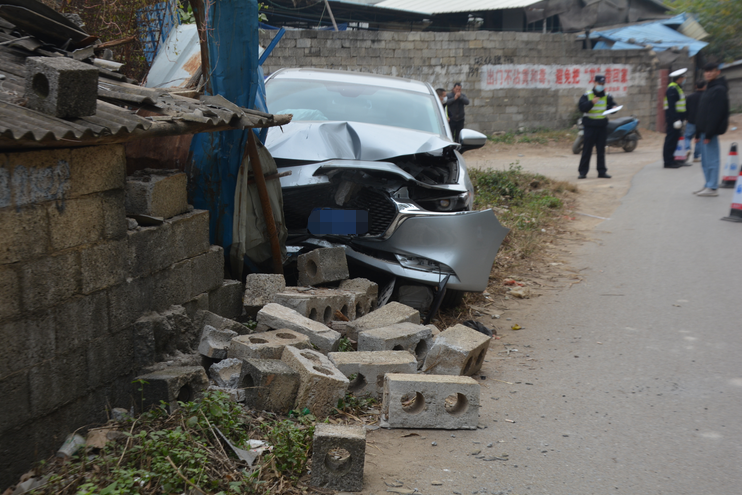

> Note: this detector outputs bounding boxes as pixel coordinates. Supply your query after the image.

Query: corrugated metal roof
[373,0,543,15]
[0,31,290,150]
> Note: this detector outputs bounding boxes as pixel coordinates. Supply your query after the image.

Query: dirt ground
[356,115,742,495]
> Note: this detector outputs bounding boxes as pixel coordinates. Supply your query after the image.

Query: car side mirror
[458,129,487,153]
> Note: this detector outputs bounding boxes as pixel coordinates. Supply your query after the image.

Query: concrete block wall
[260,30,661,132]
[0,145,225,489]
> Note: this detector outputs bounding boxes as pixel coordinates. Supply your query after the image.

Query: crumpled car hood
[265,121,456,162]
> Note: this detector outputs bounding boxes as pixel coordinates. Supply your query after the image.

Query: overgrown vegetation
[488,127,577,146]
[470,163,577,262]
[22,391,330,495]
[667,0,742,63]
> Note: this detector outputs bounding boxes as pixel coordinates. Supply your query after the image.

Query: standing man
[694,62,729,197]
[684,80,706,163]
[577,74,616,179]
[662,68,687,168]
[446,82,469,142]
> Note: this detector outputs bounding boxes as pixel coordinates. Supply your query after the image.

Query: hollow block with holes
[328,350,417,398]
[357,322,433,369]
[257,303,341,353]
[228,329,311,361]
[422,324,492,376]
[345,302,420,341]
[297,247,349,286]
[382,373,480,429]
[281,346,349,417]
[134,366,209,413]
[239,358,300,413]
[273,287,355,323]
[338,278,379,316]
[24,57,98,118]
[197,324,238,359]
[310,424,366,491]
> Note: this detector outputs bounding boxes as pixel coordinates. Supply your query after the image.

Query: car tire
[572,135,584,155]
[441,289,466,308]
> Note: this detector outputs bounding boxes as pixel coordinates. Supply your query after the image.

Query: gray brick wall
[260,30,662,132]
[0,145,225,489]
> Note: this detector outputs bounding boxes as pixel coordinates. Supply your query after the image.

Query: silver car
[265,68,508,308]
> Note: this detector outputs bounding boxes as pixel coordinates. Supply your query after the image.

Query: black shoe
[598,174,612,179]
[664,164,681,169]
[577,174,587,179]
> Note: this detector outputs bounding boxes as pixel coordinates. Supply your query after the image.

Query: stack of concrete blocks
[0,145,239,485]
[281,347,349,418]
[257,303,341,353]
[239,358,300,413]
[423,324,492,376]
[382,374,480,430]
[310,424,366,491]
[228,329,312,360]
[328,350,417,398]
[260,30,664,134]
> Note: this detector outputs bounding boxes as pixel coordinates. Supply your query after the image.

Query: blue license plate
[307,208,369,235]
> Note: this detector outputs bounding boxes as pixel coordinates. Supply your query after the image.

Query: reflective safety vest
[584,91,607,119]
[663,82,686,112]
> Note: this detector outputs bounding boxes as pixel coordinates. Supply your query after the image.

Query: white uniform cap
[670,68,688,77]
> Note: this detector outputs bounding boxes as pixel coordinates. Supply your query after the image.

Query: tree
[666,0,742,62]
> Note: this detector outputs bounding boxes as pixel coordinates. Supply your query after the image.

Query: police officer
[662,68,687,168]
[577,75,616,179]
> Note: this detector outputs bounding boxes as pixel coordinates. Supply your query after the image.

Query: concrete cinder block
[243,273,286,313]
[67,145,126,199]
[258,303,341,353]
[194,309,247,335]
[297,247,349,286]
[422,324,492,376]
[328,350,417,398]
[183,292,209,319]
[108,276,154,332]
[191,246,224,296]
[198,324,238,359]
[80,239,127,294]
[208,279,244,320]
[126,224,174,278]
[169,209,210,262]
[281,346,349,417]
[21,250,80,312]
[273,287,354,323]
[228,329,311,361]
[55,291,108,355]
[310,424,366,491]
[345,302,420,341]
[101,189,128,241]
[209,358,242,388]
[125,170,188,220]
[0,205,48,264]
[337,278,378,317]
[28,347,88,417]
[0,266,20,320]
[151,259,192,312]
[357,323,433,368]
[240,358,300,413]
[382,374,480,430]
[86,330,134,389]
[134,366,209,412]
[48,196,104,251]
[25,56,98,118]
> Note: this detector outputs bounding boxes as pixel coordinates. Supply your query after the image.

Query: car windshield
[266,78,446,135]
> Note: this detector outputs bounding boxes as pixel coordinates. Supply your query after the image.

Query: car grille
[283,185,397,237]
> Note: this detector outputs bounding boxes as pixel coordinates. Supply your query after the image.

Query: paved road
[364,159,742,494]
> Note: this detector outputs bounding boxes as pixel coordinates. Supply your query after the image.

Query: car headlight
[396,254,454,273]
[439,199,451,209]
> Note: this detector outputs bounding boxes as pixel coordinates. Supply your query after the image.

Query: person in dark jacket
[577,74,617,179]
[683,80,705,163]
[694,62,730,196]
[446,82,469,142]
[662,68,687,168]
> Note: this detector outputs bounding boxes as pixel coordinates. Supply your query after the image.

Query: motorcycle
[572,110,642,154]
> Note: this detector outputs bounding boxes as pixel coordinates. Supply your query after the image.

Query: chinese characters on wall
[480,64,631,96]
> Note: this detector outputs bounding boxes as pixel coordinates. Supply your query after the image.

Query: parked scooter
[572,108,642,154]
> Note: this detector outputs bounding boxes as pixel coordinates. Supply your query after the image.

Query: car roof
[266,68,434,95]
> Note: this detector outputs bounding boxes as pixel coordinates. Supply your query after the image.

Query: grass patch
[488,127,578,146]
[470,164,576,260]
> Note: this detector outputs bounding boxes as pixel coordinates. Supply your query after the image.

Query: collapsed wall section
[0,145,230,488]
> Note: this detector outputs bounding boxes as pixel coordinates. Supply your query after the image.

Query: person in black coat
[577,75,617,179]
[694,63,729,196]
[446,82,469,142]
[683,80,705,162]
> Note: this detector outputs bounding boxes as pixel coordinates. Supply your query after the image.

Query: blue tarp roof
[588,17,708,57]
